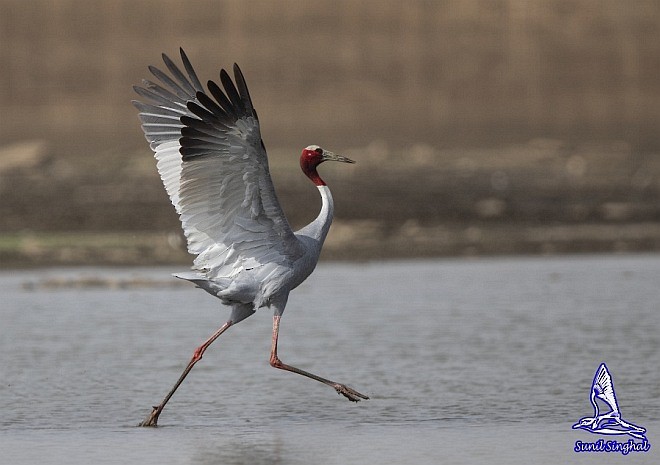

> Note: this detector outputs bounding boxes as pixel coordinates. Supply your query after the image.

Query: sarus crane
[133,49,368,427]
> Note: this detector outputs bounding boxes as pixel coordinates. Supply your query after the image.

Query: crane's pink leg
[139,320,233,427]
[269,315,368,402]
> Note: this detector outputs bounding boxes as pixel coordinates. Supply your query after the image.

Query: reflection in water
[192,435,284,465]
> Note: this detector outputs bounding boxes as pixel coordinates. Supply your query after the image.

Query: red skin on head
[300,147,326,186]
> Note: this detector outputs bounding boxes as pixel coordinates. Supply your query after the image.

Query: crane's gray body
[133,50,335,324]
[175,186,333,323]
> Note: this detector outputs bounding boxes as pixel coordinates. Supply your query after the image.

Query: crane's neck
[312,185,334,244]
[295,184,334,248]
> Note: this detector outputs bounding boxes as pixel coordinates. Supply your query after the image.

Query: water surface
[1,255,658,463]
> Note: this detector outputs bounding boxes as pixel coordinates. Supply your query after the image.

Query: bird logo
[572,363,647,440]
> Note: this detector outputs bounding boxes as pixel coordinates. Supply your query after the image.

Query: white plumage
[133,49,366,427]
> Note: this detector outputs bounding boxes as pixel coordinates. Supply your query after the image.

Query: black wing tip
[217,65,254,118]
[231,64,245,88]
[187,99,212,118]
[194,90,207,102]
[233,63,248,86]
[219,68,232,83]
[179,145,214,161]
[202,76,248,121]
[232,63,256,119]
[141,51,255,124]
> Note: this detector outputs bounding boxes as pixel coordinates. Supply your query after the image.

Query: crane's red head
[300,145,355,186]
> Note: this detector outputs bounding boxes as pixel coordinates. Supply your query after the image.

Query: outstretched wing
[592,363,619,413]
[133,49,304,277]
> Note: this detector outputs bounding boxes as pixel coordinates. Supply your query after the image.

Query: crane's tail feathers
[173,271,256,306]
[173,271,219,294]
[173,272,255,324]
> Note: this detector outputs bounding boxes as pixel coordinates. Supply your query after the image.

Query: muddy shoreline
[1,140,658,268]
[2,221,659,269]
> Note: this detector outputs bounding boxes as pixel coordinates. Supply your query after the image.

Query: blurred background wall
[1,0,659,264]
[2,0,660,152]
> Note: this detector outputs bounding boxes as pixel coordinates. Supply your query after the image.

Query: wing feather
[219,69,243,110]
[161,53,202,96]
[207,80,236,116]
[593,363,619,412]
[134,49,304,277]
[233,64,255,114]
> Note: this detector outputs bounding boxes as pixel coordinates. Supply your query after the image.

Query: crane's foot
[334,384,369,402]
[138,406,162,427]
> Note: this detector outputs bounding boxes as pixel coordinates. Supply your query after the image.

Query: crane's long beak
[323,151,356,164]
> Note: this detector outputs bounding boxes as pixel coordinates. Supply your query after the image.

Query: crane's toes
[334,384,369,402]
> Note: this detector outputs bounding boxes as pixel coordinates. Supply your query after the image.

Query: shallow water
[1,255,658,464]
